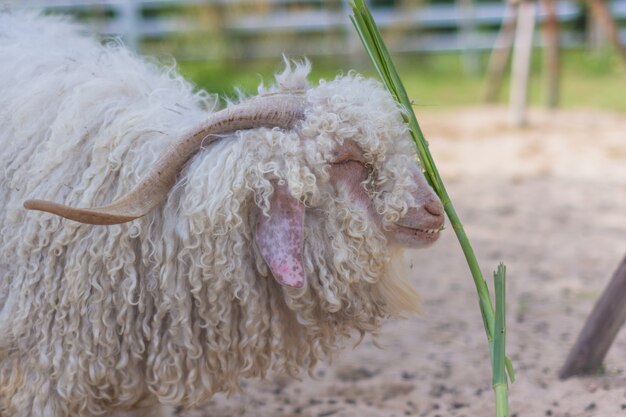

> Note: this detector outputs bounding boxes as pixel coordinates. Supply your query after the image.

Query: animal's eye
[331,159,368,167]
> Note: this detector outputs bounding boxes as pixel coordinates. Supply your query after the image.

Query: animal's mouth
[392,222,444,247]
[396,224,443,237]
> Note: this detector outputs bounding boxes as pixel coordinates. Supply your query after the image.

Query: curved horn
[24,93,306,225]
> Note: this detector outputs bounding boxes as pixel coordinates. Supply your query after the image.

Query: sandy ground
[185,107,626,417]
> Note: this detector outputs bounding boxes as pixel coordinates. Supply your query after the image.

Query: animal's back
[0,16,213,248]
[0,12,212,208]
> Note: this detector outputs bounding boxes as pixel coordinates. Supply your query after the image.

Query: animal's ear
[255,183,306,288]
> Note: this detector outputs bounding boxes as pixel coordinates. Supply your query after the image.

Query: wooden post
[119,0,140,51]
[343,0,366,64]
[509,0,536,127]
[586,0,626,68]
[484,3,518,103]
[587,0,607,52]
[458,0,480,75]
[559,254,626,379]
[542,0,560,108]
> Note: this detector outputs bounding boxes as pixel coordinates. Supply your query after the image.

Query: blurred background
[8,0,626,113]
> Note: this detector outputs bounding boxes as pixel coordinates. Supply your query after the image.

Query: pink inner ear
[256,183,306,288]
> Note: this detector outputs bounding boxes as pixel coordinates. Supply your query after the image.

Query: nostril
[424,200,444,217]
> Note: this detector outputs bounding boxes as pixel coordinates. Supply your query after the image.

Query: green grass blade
[349,0,515,406]
[493,264,509,416]
[505,357,516,384]
[350,0,498,342]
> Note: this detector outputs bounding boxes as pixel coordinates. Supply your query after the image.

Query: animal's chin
[390,224,442,248]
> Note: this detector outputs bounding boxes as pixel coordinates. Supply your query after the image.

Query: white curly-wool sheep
[0,13,444,417]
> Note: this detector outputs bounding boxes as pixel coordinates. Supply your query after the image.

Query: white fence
[7,0,626,60]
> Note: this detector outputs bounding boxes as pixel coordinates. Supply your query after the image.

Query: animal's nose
[424,199,444,218]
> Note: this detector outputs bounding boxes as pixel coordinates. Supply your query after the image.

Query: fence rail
[9,0,626,60]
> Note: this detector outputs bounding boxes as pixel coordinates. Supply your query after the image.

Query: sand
[184,107,626,417]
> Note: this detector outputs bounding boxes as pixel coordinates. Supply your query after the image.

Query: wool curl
[0,13,424,417]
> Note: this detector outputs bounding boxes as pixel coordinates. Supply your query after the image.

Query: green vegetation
[178,49,625,112]
[493,264,509,417]
[349,0,513,414]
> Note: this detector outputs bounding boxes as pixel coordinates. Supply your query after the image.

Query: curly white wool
[0,13,423,416]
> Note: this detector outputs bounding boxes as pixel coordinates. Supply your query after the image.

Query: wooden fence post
[559,254,626,379]
[119,0,140,51]
[509,0,536,126]
[542,0,560,108]
[586,0,626,68]
[484,2,519,103]
[458,0,481,75]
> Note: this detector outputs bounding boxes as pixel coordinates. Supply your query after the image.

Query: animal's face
[254,71,444,290]
[325,138,444,249]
